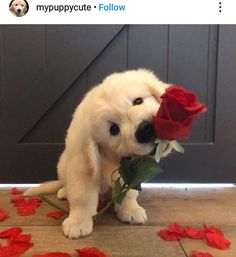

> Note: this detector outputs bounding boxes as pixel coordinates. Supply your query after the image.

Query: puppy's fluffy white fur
[25,69,172,239]
[9,0,28,17]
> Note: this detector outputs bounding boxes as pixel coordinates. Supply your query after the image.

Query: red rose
[153,85,207,140]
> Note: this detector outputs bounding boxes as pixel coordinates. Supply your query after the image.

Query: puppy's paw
[62,216,93,239]
[57,187,67,200]
[115,204,147,224]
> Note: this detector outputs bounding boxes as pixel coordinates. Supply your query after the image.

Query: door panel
[3,26,45,111]
[0,28,3,117]
[87,26,128,87]
[128,25,168,81]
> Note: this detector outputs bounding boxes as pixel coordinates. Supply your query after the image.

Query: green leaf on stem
[112,178,122,199]
[119,157,134,185]
[119,156,163,188]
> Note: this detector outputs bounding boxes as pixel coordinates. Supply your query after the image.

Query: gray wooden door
[0,25,235,183]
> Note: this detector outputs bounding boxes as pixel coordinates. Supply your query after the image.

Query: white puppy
[9,0,29,17]
[24,69,172,239]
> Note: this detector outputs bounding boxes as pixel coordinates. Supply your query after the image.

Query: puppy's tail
[23,180,62,197]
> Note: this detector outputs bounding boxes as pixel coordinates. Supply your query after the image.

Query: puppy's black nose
[17,9,21,12]
[135,121,156,144]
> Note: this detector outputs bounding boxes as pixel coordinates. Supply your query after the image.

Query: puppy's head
[9,0,28,17]
[85,69,172,160]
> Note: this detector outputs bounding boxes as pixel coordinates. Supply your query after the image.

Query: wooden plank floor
[0,188,235,257]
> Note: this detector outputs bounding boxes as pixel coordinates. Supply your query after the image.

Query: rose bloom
[153,85,207,140]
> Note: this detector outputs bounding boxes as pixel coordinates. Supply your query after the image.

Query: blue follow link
[98,3,126,11]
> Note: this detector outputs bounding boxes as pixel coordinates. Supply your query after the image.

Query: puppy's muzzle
[135,121,156,144]
[17,9,22,13]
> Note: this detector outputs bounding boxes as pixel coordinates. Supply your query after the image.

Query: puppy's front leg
[62,162,99,239]
[115,189,147,224]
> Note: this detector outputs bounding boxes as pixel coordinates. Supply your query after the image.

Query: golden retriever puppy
[24,69,172,239]
[9,0,29,17]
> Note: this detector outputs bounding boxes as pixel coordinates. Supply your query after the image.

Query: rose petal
[17,206,35,216]
[0,227,22,239]
[205,232,231,250]
[184,103,207,114]
[9,233,31,243]
[11,195,41,216]
[153,117,190,140]
[47,211,64,219]
[158,223,231,252]
[158,223,186,241]
[157,229,182,241]
[203,224,224,237]
[168,223,187,237]
[11,196,41,208]
[0,244,22,257]
[191,250,214,257]
[156,99,172,120]
[9,231,33,254]
[185,227,205,239]
[11,196,25,207]
[11,188,22,195]
[9,241,33,254]
[32,252,71,257]
[26,197,42,209]
[162,86,194,107]
[0,208,9,222]
[0,227,33,256]
[165,98,191,122]
[76,247,107,257]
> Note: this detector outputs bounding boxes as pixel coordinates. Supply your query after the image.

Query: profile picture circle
[9,0,29,17]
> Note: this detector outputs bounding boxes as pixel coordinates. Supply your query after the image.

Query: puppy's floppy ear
[145,76,169,102]
[84,136,100,177]
[9,0,14,11]
[66,107,100,178]
[24,0,29,14]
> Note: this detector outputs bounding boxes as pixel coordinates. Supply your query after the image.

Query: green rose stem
[41,195,69,215]
[92,200,114,219]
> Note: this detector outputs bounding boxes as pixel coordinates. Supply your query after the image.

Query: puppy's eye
[109,123,120,136]
[15,4,18,6]
[133,97,143,105]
